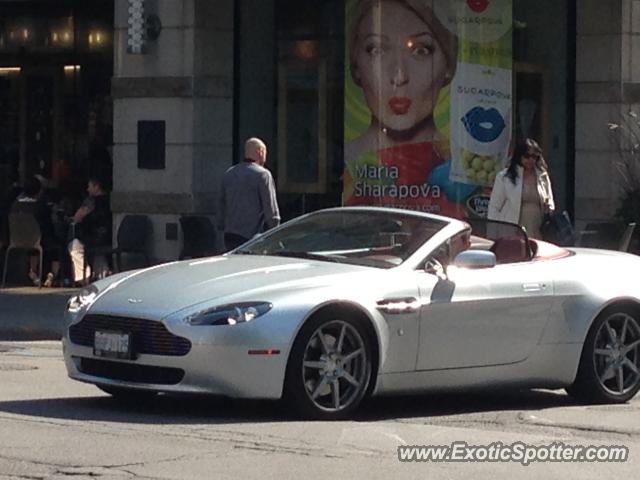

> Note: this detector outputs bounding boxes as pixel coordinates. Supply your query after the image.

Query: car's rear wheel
[566,307,640,403]
[97,385,157,402]
[285,315,373,420]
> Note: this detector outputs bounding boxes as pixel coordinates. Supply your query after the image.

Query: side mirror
[452,250,496,269]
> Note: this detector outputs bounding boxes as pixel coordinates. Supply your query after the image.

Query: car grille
[69,314,192,356]
[77,357,185,385]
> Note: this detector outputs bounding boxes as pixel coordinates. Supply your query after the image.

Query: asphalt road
[0,341,638,479]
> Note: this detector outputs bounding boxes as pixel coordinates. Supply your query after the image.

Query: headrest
[491,236,528,264]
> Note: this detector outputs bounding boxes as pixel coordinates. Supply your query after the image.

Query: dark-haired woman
[488,138,555,239]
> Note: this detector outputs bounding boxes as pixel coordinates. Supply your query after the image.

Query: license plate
[94,331,133,359]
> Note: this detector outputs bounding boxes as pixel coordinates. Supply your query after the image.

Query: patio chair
[618,222,636,252]
[179,215,218,260]
[83,214,153,280]
[577,222,636,252]
[1,212,43,288]
[576,222,619,249]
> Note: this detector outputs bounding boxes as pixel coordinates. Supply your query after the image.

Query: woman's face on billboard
[352,1,449,134]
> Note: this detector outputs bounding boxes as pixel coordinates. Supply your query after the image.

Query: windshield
[235,210,447,268]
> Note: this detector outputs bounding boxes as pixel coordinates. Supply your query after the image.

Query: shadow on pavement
[357,389,578,421]
[0,388,579,425]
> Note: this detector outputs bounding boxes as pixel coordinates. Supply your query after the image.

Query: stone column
[574,0,633,224]
[111,0,234,262]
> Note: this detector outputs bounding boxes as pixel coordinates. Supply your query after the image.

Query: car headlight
[185,302,273,326]
[67,285,99,314]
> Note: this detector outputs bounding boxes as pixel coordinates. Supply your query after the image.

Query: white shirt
[488,166,554,224]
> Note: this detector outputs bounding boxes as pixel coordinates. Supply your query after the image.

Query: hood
[89,254,372,318]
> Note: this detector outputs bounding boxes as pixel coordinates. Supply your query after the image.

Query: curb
[518,411,640,436]
[0,287,74,341]
[0,328,62,341]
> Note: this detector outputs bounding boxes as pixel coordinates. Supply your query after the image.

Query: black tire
[284,314,373,420]
[566,306,640,403]
[97,385,158,402]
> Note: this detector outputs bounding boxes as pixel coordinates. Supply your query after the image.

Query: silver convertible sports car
[63,207,640,419]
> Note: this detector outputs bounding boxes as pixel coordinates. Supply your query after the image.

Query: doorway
[23,67,60,182]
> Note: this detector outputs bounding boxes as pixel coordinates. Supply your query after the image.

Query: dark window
[137,120,166,170]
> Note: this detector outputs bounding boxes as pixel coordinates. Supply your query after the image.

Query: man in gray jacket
[218,137,281,251]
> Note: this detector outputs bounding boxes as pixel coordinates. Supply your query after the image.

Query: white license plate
[94,331,132,359]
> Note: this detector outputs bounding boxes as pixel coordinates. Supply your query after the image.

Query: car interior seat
[490,236,530,264]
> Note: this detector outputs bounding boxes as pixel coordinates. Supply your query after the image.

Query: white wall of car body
[538,248,640,345]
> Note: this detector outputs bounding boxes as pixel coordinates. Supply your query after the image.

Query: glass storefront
[237,0,573,222]
[275,0,345,215]
[0,0,113,208]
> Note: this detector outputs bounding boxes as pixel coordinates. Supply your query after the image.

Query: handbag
[540,210,575,246]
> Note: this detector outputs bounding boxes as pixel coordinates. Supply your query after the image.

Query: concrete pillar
[111,0,234,262]
[574,0,634,223]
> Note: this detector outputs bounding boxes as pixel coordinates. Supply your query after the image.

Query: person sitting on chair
[67,175,112,285]
[10,176,62,287]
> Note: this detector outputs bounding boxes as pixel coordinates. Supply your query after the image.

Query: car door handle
[522,282,546,292]
[376,297,421,314]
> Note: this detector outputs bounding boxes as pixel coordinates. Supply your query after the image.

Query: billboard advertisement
[343,0,513,218]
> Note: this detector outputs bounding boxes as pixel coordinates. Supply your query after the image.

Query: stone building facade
[2,0,636,262]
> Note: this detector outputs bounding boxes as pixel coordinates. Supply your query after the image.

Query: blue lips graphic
[461,107,506,143]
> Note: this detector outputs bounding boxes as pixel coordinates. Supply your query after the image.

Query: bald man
[218,137,281,250]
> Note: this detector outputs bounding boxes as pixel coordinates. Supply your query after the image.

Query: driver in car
[428,228,472,276]
[449,230,472,262]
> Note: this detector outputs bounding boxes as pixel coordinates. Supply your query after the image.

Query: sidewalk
[0,287,78,340]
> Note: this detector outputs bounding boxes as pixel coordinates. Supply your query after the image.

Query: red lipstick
[467,0,490,13]
[389,97,411,115]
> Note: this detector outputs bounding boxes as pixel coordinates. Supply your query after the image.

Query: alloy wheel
[301,320,369,413]
[593,312,640,397]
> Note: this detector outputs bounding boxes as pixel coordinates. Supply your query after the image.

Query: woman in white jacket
[488,138,555,238]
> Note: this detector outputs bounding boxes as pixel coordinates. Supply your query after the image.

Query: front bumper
[62,315,291,399]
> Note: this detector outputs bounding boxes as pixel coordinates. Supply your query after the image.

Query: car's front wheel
[567,307,640,403]
[285,315,373,420]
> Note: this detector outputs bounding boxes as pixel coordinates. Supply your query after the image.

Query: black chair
[2,212,43,288]
[577,222,625,250]
[0,209,9,253]
[179,215,218,259]
[84,214,153,279]
[619,222,637,252]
